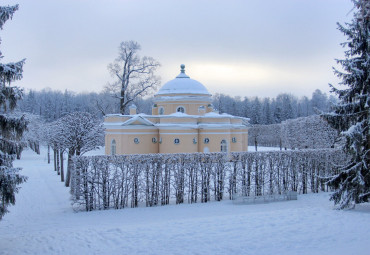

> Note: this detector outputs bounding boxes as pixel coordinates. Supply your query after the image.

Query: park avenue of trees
[0,0,369,221]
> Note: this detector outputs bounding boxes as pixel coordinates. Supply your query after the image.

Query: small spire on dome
[176,64,190,78]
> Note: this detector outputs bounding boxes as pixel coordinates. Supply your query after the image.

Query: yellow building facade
[104,65,249,155]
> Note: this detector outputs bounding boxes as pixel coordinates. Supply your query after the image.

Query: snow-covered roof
[155,65,211,96]
[167,112,198,118]
[203,112,232,118]
[121,115,155,126]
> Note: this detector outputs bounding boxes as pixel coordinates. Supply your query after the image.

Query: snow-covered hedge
[71,149,345,211]
[249,115,338,149]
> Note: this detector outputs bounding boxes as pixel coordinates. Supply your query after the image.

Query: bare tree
[107,41,160,115]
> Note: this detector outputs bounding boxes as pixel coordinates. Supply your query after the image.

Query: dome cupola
[155,65,211,96]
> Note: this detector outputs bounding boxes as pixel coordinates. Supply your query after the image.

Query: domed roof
[156,64,211,96]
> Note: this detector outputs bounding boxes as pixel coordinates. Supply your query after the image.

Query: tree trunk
[279,138,282,151]
[47,145,50,164]
[65,148,75,187]
[36,142,40,155]
[60,150,64,182]
[254,137,258,151]
[16,149,21,160]
[56,149,60,175]
[120,88,125,115]
[53,148,57,171]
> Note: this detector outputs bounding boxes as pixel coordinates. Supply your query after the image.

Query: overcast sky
[1,0,353,98]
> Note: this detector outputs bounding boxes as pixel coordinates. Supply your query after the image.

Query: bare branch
[107,41,160,115]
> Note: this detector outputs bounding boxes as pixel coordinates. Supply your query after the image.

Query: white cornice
[106,131,159,135]
[105,125,158,130]
[153,95,212,103]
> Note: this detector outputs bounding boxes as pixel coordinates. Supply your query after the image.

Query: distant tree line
[17,87,335,125]
[212,89,337,124]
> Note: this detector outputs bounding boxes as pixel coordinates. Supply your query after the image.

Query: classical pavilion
[104,65,249,155]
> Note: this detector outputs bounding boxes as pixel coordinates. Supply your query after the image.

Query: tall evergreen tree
[250,97,263,124]
[262,98,273,124]
[324,0,370,209]
[0,5,27,219]
[311,89,328,112]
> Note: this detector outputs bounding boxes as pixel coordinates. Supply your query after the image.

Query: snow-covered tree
[46,120,66,179]
[281,115,338,150]
[0,5,27,220]
[107,41,160,115]
[250,97,263,124]
[248,125,262,151]
[276,93,297,121]
[22,113,45,154]
[311,89,328,113]
[262,98,273,124]
[323,0,370,209]
[56,112,104,187]
[248,124,282,149]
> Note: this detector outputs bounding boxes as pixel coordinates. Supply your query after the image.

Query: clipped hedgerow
[71,149,346,211]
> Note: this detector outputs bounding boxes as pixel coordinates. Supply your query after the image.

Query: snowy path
[0,148,369,255]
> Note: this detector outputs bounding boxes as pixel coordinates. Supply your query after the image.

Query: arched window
[159,107,164,115]
[111,139,116,155]
[220,139,227,152]
[176,106,185,113]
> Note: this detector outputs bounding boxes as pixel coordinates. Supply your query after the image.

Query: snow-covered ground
[0,148,369,255]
